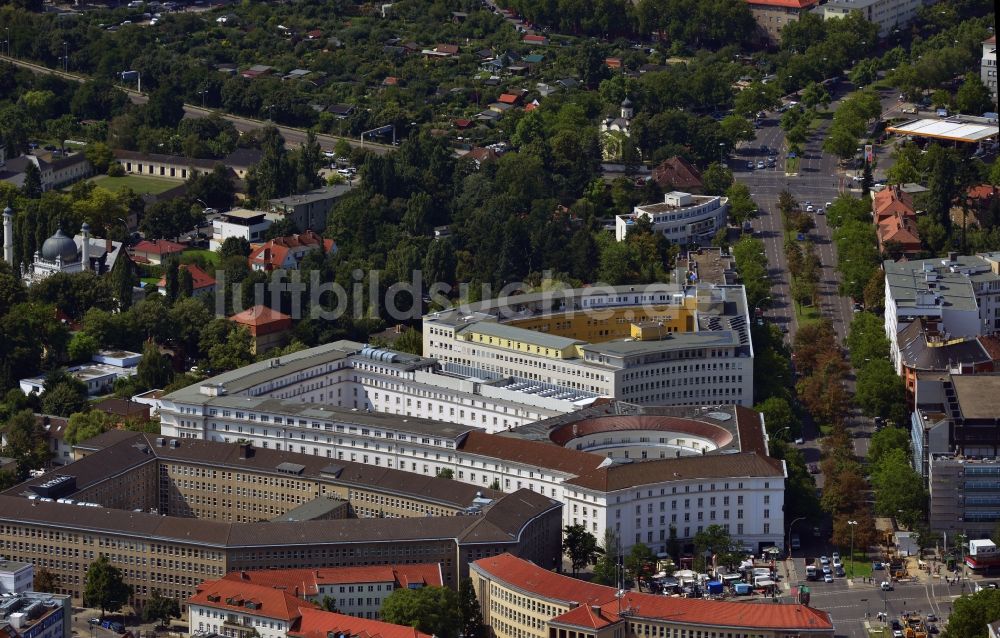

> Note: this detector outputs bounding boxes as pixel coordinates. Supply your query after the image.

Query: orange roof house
[652,156,704,192]
[873,186,915,221]
[498,93,520,105]
[156,264,216,296]
[132,239,185,265]
[522,34,548,45]
[248,230,335,272]
[877,212,922,257]
[220,565,443,596]
[229,305,293,354]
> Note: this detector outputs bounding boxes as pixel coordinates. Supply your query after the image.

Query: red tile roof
[291,608,432,638]
[220,565,442,595]
[498,93,519,104]
[978,335,1000,361]
[551,604,619,629]
[435,44,459,55]
[156,264,216,291]
[744,0,818,7]
[230,305,292,331]
[566,452,784,492]
[133,239,185,255]
[652,156,704,191]
[190,580,304,621]
[523,34,547,44]
[248,231,334,270]
[473,554,833,632]
[967,184,998,200]
[458,431,605,476]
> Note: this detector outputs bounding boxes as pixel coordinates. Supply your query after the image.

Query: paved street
[0,54,391,155]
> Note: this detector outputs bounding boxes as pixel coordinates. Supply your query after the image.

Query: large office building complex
[0,592,72,638]
[0,433,562,608]
[159,340,783,554]
[423,283,753,408]
[471,553,834,638]
[884,253,1000,374]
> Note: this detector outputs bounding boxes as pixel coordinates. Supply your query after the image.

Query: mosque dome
[40,229,80,262]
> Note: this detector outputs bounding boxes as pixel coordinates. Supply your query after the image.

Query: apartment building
[912,374,1000,538]
[745,0,819,44]
[0,559,33,594]
[0,435,562,606]
[615,192,729,245]
[982,36,997,98]
[423,284,754,407]
[815,0,922,38]
[471,554,834,638]
[884,253,1000,374]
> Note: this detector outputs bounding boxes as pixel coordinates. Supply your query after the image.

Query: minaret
[2,206,13,266]
[80,222,90,271]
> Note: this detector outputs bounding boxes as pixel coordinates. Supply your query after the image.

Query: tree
[855,359,907,424]
[207,325,253,372]
[68,332,99,363]
[247,126,294,205]
[563,524,602,575]
[623,542,656,582]
[955,73,994,116]
[942,588,1000,638]
[34,567,60,593]
[219,237,252,259]
[64,410,115,446]
[136,341,174,391]
[457,578,484,638]
[22,162,42,199]
[381,586,461,638]
[870,448,927,528]
[40,369,89,417]
[592,529,620,586]
[701,163,733,196]
[754,396,798,439]
[693,524,745,570]
[84,555,133,617]
[142,590,181,628]
[85,143,114,174]
[436,468,454,479]
[187,165,236,211]
[164,259,179,303]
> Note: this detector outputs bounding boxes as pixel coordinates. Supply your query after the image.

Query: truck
[805,558,817,581]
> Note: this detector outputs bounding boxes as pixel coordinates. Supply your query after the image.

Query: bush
[107,163,125,177]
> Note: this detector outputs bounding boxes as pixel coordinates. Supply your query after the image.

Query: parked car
[820,556,829,565]
[823,574,833,583]
[746,161,754,170]
[756,160,765,169]
[926,614,937,622]
[832,552,840,562]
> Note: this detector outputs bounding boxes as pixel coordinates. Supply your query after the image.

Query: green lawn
[90,174,182,195]
[841,555,874,579]
[794,300,822,326]
[785,157,801,175]
[180,249,220,267]
[140,277,160,286]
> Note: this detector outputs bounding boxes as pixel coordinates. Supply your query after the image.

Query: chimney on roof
[238,442,254,460]
[948,251,958,262]
[591,605,602,615]
[107,237,113,254]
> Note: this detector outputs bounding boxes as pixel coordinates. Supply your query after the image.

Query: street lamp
[718,142,725,165]
[62,41,67,72]
[848,520,858,581]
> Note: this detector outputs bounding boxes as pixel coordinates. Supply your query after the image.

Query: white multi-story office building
[423,283,754,408]
[983,36,997,99]
[815,0,922,38]
[885,253,1000,373]
[160,341,782,553]
[616,192,728,245]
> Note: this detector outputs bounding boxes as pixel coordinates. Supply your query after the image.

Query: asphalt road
[0,54,391,155]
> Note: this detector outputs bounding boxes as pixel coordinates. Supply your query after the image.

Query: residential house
[305,29,323,40]
[873,185,920,256]
[497,93,520,106]
[19,350,141,397]
[269,184,353,233]
[229,305,293,353]
[225,148,263,181]
[248,231,335,272]
[283,69,311,81]
[113,150,220,181]
[423,44,459,59]
[92,397,152,422]
[382,76,400,87]
[960,183,1000,228]
[461,147,498,169]
[326,104,356,119]
[873,185,916,222]
[745,0,819,44]
[131,239,185,265]
[605,57,623,70]
[522,34,548,45]
[241,64,275,79]
[652,156,704,193]
[210,210,274,251]
[157,264,217,297]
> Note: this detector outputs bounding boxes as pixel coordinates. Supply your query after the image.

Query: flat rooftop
[951,375,1000,419]
[886,118,999,143]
